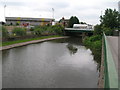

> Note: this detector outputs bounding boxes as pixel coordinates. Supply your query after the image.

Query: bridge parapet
[103,33,118,88]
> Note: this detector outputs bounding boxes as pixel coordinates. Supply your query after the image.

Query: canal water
[2,37,99,88]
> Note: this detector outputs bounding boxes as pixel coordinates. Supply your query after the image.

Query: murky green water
[2,37,99,88]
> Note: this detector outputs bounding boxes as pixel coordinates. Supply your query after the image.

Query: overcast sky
[0,0,119,25]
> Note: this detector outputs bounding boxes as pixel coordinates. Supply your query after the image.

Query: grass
[2,35,62,46]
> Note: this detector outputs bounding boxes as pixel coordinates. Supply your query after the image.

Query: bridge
[64,28,94,36]
[99,33,119,89]
[64,28,119,88]
[65,28,94,32]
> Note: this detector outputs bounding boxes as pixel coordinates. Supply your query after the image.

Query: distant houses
[59,17,69,27]
[4,17,93,29]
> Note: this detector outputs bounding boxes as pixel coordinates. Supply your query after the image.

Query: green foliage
[68,16,80,28]
[100,8,120,29]
[83,35,102,64]
[12,27,26,36]
[2,35,61,46]
[94,8,120,36]
[48,24,64,35]
[2,26,9,38]
[102,27,113,35]
[33,26,49,35]
[84,35,102,46]
[94,24,102,35]
[33,24,64,35]
[33,26,45,36]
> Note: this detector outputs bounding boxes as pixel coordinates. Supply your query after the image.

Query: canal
[2,37,99,88]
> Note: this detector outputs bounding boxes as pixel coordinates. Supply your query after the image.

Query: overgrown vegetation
[83,8,119,68]
[83,35,102,64]
[2,26,9,38]
[12,27,27,36]
[100,8,120,35]
[2,35,61,46]
[33,24,64,36]
[2,24,64,46]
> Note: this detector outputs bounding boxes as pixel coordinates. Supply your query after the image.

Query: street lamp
[4,5,6,22]
[52,8,54,19]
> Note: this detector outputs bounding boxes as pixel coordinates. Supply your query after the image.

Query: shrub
[92,40,102,50]
[83,35,102,64]
[12,27,26,36]
[33,26,46,36]
[2,26,9,38]
[102,27,113,36]
[89,35,102,42]
[94,24,102,35]
[48,24,64,35]
[83,35,102,48]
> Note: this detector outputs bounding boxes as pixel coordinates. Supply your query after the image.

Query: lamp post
[52,8,54,19]
[4,5,6,22]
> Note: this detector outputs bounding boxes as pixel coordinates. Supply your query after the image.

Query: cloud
[5,1,25,6]
[46,1,70,9]
[0,0,119,24]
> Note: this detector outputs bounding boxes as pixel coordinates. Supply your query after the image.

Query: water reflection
[2,37,99,88]
[66,44,78,55]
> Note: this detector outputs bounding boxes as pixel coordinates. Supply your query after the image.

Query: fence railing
[103,33,118,88]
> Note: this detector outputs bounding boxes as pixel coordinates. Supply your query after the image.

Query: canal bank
[1,36,69,51]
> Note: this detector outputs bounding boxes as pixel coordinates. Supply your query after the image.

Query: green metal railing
[103,33,118,89]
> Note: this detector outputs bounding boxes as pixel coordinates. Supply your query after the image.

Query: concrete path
[1,36,69,51]
[106,36,118,72]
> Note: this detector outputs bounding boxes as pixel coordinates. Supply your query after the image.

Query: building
[5,17,54,26]
[59,17,69,27]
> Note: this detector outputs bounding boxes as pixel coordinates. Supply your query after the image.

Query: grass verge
[2,35,61,46]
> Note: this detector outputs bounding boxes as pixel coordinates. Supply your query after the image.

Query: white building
[73,24,93,30]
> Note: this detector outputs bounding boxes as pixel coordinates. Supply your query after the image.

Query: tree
[94,24,102,35]
[100,9,120,29]
[68,16,80,28]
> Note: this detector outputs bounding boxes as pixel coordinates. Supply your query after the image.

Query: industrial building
[5,17,54,26]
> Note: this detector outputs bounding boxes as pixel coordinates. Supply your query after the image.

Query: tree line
[94,8,120,36]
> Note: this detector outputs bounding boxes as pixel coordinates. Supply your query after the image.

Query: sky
[0,0,119,25]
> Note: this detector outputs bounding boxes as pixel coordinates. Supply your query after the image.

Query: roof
[6,17,54,22]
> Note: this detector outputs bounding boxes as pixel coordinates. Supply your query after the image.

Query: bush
[33,24,64,36]
[102,27,113,35]
[89,35,102,42]
[92,40,102,50]
[48,24,64,35]
[83,35,102,64]
[83,35,102,48]
[12,27,26,36]
[94,24,102,35]
[2,26,9,38]
[33,26,46,36]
